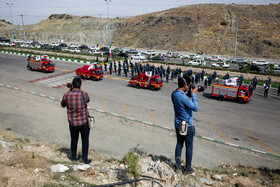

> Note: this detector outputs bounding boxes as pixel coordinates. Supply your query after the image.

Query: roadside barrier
[0,82,279,158]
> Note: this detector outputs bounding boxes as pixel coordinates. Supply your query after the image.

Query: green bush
[124,151,140,179]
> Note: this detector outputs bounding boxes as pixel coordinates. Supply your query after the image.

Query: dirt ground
[0,131,279,187]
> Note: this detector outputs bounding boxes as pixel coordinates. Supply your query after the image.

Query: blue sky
[0,0,279,25]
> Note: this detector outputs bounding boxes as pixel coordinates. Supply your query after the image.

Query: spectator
[61,77,91,164]
[171,76,198,175]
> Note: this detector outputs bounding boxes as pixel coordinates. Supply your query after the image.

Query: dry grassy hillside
[113,4,280,58]
[0,4,279,59]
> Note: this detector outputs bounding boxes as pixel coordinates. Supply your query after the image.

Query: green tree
[124,151,140,179]
[267,64,275,75]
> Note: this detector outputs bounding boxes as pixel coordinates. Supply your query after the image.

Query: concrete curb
[0,82,279,158]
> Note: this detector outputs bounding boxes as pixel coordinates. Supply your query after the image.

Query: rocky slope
[0,131,279,186]
[0,4,279,58]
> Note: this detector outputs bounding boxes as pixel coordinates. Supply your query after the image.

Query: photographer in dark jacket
[172,76,198,175]
[61,76,91,164]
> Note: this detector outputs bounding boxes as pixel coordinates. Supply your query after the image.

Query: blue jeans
[69,123,90,162]
[175,126,195,171]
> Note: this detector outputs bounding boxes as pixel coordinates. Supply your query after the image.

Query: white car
[89,49,100,55]
[131,54,146,60]
[252,60,269,66]
[51,42,59,47]
[207,55,225,62]
[61,47,69,52]
[90,46,99,50]
[212,62,230,68]
[188,59,206,66]
[145,50,156,56]
[188,54,201,60]
[69,48,81,53]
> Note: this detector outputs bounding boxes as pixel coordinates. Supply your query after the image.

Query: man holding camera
[171,76,198,175]
[61,76,91,164]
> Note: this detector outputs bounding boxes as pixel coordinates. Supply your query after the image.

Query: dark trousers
[69,123,90,161]
[264,90,268,98]
[175,126,195,171]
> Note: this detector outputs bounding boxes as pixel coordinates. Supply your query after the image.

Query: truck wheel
[81,74,85,79]
[238,98,244,104]
[151,86,155,91]
[218,95,224,101]
[136,83,141,89]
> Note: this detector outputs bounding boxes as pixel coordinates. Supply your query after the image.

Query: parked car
[252,60,269,66]
[165,51,178,58]
[188,54,200,60]
[232,58,247,64]
[211,62,230,68]
[127,49,138,54]
[118,52,128,58]
[187,59,206,66]
[59,43,68,48]
[145,50,156,56]
[207,55,225,62]
[90,46,100,50]
[131,54,146,60]
[239,65,262,71]
[100,47,110,52]
[69,48,81,53]
[151,56,164,61]
[61,47,69,52]
[79,45,88,49]
[89,49,100,55]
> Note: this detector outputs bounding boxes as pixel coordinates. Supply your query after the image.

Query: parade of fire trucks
[25,55,269,103]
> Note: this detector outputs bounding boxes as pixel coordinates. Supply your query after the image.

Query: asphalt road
[0,53,280,156]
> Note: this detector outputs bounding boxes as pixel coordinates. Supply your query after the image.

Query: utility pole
[105,0,111,48]
[233,17,238,60]
[99,14,104,47]
[6,3,16,43]
[20,14,26,41]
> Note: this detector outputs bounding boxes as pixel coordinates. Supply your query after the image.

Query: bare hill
[0,4,279,59]
[113,4,280,58]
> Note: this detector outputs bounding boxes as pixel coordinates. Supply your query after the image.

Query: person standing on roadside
[171,76,198,175]
[278,83,280,96]
[264,83,270,98]
[61,76,91,164]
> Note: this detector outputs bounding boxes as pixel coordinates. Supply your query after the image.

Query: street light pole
[20,14,26,41]
[105,0,111,48]
[6,3,16,41]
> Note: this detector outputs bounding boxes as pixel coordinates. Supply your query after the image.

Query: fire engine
[27,55,55,72]
[211,77,250,103]
[129,72,163,90]
[76,64,104,80]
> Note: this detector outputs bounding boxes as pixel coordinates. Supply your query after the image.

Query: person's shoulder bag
[81,91,95,129]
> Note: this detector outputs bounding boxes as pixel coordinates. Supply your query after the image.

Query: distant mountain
[0,4,279,59]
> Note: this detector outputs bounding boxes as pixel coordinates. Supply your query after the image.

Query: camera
[187,84,204,97]
[67,83,73,91]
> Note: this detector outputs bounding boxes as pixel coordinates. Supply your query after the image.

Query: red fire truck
[211,83,251,103]
[76,65,104,80]
[27,55,55,72]
[129,72,163,90]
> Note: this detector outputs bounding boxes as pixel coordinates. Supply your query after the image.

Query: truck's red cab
[76,65,104,80]
[237,85,250,102]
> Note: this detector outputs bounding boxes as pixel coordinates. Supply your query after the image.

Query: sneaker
[183,168,194,175]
